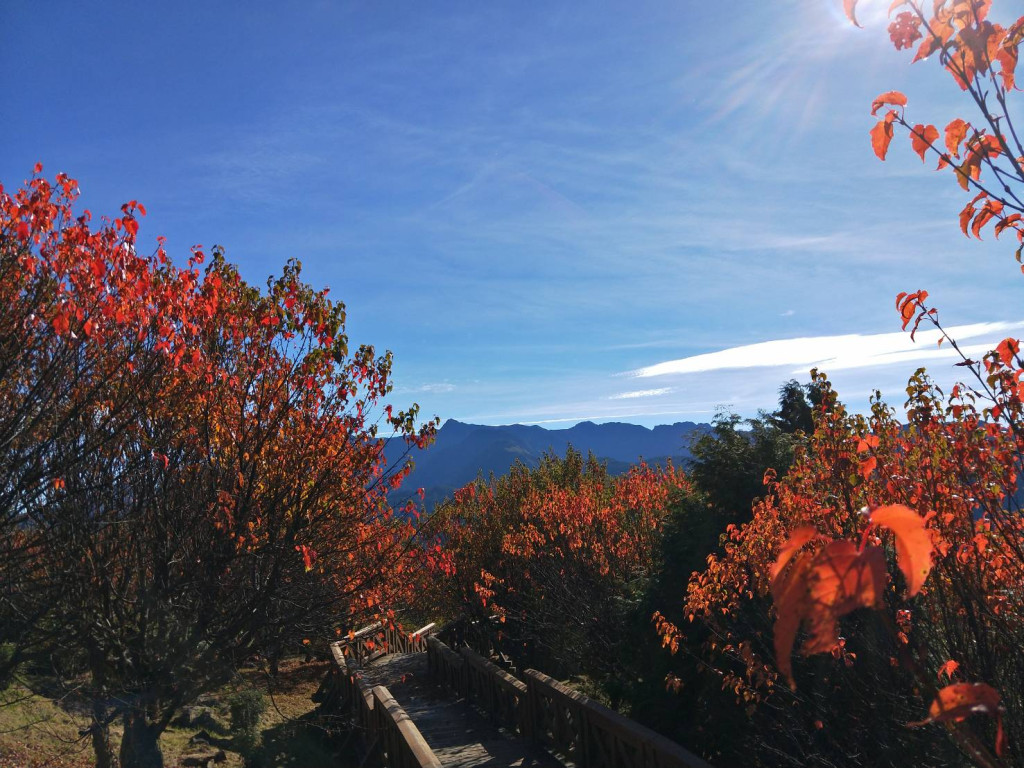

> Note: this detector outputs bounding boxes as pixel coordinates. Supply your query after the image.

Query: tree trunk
[89,701,116,768]
[119,711,164,768]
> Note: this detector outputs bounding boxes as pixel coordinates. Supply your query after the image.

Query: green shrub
[228,688,267,761]
[229,688,267,734]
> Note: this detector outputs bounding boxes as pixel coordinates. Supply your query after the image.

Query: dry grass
[0,658,347,768]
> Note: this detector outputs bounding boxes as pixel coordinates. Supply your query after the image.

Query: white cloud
[406,382,457,393]
[627,321,1024,378]
[516,409,711,426]
[608,388,672,400]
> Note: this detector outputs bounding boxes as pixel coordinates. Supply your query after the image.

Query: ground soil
[0,658,349,768]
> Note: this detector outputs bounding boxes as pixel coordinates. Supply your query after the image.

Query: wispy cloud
[627,322,1024,378]
[400,382,457,394]
[515,409,714,426]
[608,388,672,400]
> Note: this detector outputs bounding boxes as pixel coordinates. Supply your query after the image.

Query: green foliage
[687,379,819,523]
[607,380,821,764]
[229,688,268,762]
[229,689,267,735]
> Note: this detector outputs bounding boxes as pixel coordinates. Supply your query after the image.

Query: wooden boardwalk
[323,625,712,768]
[357,651,558,767]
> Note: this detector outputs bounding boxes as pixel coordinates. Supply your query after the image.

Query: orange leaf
[945,118,970,158]
[912,682,1000,724]
[995,213,1022,238]
[770,526,820,590]
[804,543,887,657]
[808,541,886,620]
[844,0,861,27]
[959,200,978,235]
[871,116,896,160]
[52,310,70,337]
[897,289,928,330]
[858,455,877,479]
[871,91,908,116]
[971,208,995,239]
[855,434,879,452]
[772,552,813,687]
[889,12,922,50]
[972,0,993,24]
[938,659,960,680]
[913,32,944,62]
[871,504,933,596]
[996,337,1020,365]
[910,124,939,161]
[955,159,974,190]
[771,539,886,688]
[911,683,1008,756]
[999,19,1024,91]
[996,40,1019,90]
[295,544,316,572]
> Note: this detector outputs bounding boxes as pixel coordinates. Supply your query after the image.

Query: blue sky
[3,1,1020,428]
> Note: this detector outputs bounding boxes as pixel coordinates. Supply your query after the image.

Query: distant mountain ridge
[385,419,709,510]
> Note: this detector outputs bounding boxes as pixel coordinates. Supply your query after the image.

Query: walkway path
[357,651,558,768]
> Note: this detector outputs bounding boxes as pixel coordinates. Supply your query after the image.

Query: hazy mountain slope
[385,419,707,509]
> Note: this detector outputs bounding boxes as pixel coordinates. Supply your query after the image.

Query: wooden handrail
[525,669,714,768]
[351,621,384,639]
[330,627,715,768]
[336,621,437,664]
[322,639,442,768]
[426,635,465,698]
[458,646,531,739]
[425,633,713,768]
[373,685,443,768]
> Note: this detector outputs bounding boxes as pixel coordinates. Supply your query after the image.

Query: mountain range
[384,419,709,510]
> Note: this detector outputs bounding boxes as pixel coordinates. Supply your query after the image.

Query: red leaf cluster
[769,504,931,687]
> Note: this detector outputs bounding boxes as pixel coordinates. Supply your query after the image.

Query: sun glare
[826,0,897,28]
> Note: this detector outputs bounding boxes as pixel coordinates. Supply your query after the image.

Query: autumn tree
[657,2,1024,766]
[0,170,438,768]
[432,449,686,689]
[0,171,186,688]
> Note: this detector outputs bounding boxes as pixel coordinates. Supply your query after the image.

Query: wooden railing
[526,669,713,768]
[427,635,713,768]
[387,622,437,654]
[320,638,441,768]
[372,684,441,768]
[426,634,465,696]
[336,621,437,665]
[460,645,531,739]
[324,625,714,768]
